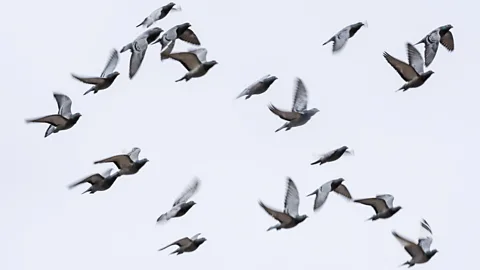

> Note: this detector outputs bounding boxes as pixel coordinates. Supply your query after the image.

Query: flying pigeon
[120,27,163,79]
[383,43,435,92]
[354,194,402,221]
[306,178,352,211]
[67,168,121,194]
[392,219,438,267]
[158,233,207,255]
[157,178,200,224]
[414,24,454,67]
[136,2,181,28]
[71,49,120,95]
[93,147,149,176]
[236,74,278,99]
[151,22,201,60]
[310,146,353,166]
[166,48,217,82]
[323,22,367,53]
[268,78,319,132]
[25,92,81,138]
[258,178,308,231]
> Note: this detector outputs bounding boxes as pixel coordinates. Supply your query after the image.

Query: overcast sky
[1,0,478,269]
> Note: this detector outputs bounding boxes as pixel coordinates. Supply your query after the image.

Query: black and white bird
[156,178,200,224]
[354,194,402,221]
[259,178,308,231]
[236,74,278,100]
[71,49,120,95]
[392,219,438,267]
[268,78,319,132]
[166,48,217,82]
[93,147,149,176]
[383,43,435,92]
[136,2,181,28]
[310,146,353,166]
[323,22,367,53]
[414,24,454,67]
[151,22,201,60]
[120,27,164,79]
[67,168,121,194]
[25,92,81,138]
[306,178,352,211]
[158,233,206,255]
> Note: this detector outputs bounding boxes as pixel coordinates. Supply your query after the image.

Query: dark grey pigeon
[414,24,454,67]
[311,146,353,166]
[392,219,438,267]
[354,194,402,221]
[93,147,149,176]
[268,78,319,132]
[136,2,181,28]
[25,92,81,138]
[383,43,434,92]
[71,49,120,95]
[157,178,200,224]
[236,74,278,99]
[120,27,163,79]
[166,48,217,82]
[259,178,308,231]
[67,168,121,194]
[323,21,367,53]
[158,233,206,255]
[151,22,201,60]
[306,178,352,211]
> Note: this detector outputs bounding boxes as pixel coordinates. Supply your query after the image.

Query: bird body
[311,146,353,166]
[68,168,121,194]
[120,27,164,79]
[236,74,278,99]
[269,78,319,132]
[383,43,434,92]
[323,22,366,53]
[414,24,454,67]
[151,22,201,60]
[71,49,120,95]
[25,93,81,137]
[259,178,308,231]
[157,178,200,223]
[93,147,149,176]
[393,219,438,267]
[158,233,206,255]
[306,178,352,211]
[354,194,402,221]
[136,2,181,28]
[166,48,217,82]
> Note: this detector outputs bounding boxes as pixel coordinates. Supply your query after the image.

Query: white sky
[1,0,478,269]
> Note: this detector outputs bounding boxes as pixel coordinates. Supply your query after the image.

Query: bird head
[297,215,308,222]
[204,60,218,71]
[392,206,402,214]
[110,71,120,78]
[427,249,438,259]
[137,158,149,168]
[185,201,197,209]
[442,24,453,31]
[71,113,82,123]
[331,178,345,189]
[177,22,192,34]
[423,70,435,80]
[195,238,207,246]
[265,75,278,86]
[309,108,320,115]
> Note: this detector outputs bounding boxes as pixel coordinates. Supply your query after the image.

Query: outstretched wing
[292,78,308,112]
[440,31,454,51]
[333,184,352,199]
[101,49,119,77]
[383,52,418,82]
[283,178,300,217]
[53,93,73,117]
[354,198,387,214]
[158,237,192,251]
[173,178,201,206]
[258,201,292,224]
[268,104,301,121]
[377,194,394,208]
[406,43,424,74]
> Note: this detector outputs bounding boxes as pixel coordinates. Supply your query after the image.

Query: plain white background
[0,0,478,269]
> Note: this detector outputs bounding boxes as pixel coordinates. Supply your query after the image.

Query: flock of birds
[23,2,456,268]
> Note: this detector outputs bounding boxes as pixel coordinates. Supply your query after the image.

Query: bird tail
[175,76,186,82]
[120,43,132,53]
[82,188,93,194]
[275,123,289,132]
[414,37,425,46]
[399,261,411,267]
[83,86,96,96]
[310,159,322,166]
[306,190,317,197]
[322,37,333,46]
[267,224,280,231]
[136,18,147,28]
[365,216,374,222]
